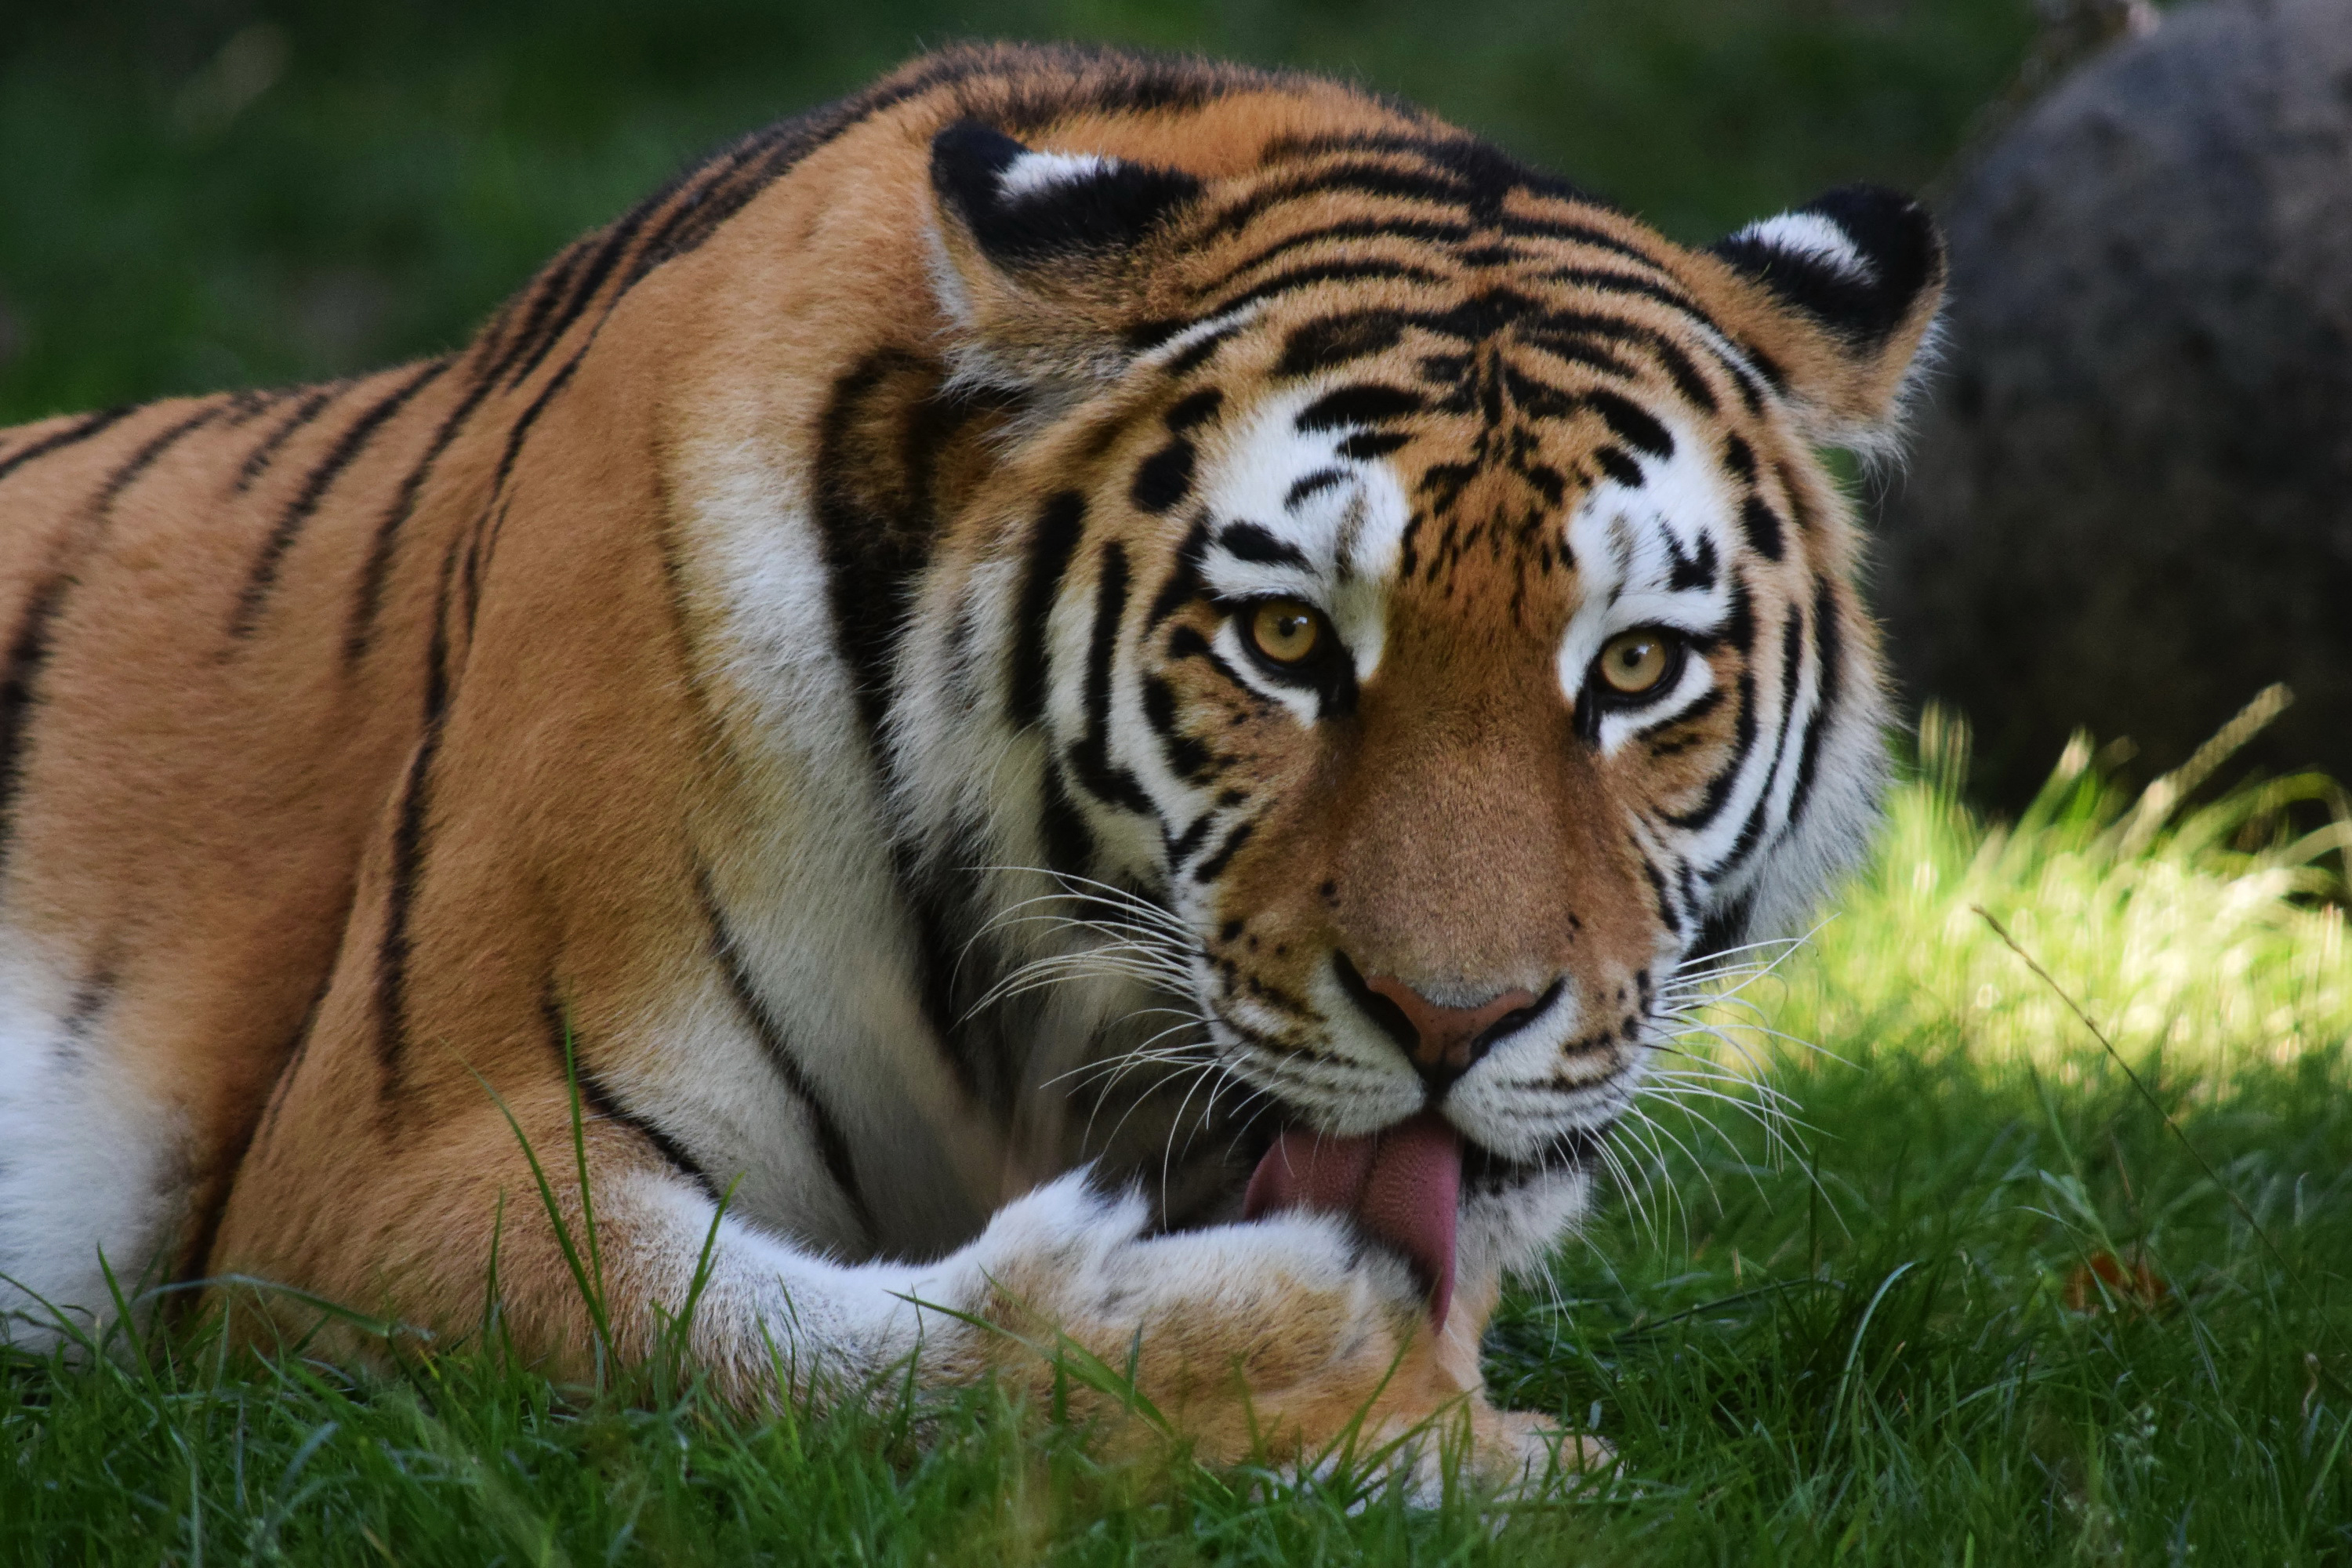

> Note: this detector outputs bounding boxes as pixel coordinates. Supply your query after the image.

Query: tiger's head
[900,110,1940,1311]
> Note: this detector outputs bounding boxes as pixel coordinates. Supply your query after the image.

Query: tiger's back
[0,44,1936,1482]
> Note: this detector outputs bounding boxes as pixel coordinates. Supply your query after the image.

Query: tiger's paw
[949,1171,1595,1500]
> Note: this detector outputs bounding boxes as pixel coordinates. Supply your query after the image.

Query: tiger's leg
[214,1059,1572,1490]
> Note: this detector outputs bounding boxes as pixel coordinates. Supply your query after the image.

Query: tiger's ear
[927,122,1203,393]
[1700,187,1946,456]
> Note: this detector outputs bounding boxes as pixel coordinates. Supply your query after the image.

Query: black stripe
[1723,434,1758,482]
[0,577,72,873]
[1712,607,1806,879]
[1007,492,1087,730]
[1494,214,1664,269]
[1786,577,1843,826]
[230,361,450,641]
[1584,388,1675,459]
[346,358,498,666]
[539,992,721,1201]
[898,822,1009,1113]
[90,405,223,516]
[1664,583,1759,832]
[56,960,115,1051]
[1665,532,1718,592]
[1217,522,1305,568]
[1278,312,1409,377]
[1192,216,1472,300]
[1519,312,1730,413]
[1632,845,1681,938]
[1593,446,1643,488]
[485,351,581,511]
[1131,438,1196,514]
[1067,543,1151,815]
[1284,469,1348,510]
[1296,383,1425,433]
[694,865,877,1240]
[1167,810,1217,864]
[808,350,976,748]
[1161,321,1246,377]
[1206,258,1448,318]
[0,406,136,488]
[452,348,586,646]
[1540,266,1704,316]
[1192,816,1256,881]
[579,1070,720,1202]
[1643,337,1722,415]
[1638,683,1724,742]
[1737,495,1787,563]
[1164,388,1224,432]
[220,388,285,429]
[1146,519,1213,630]
[1192,162,1477,245]
[498,205,655,390]
[612,45,1040,299]
[232,383,348,495]
[1142,673,1216,783]
[1496,362,1584,421]
[1266,130,1598,219]
[372,537,463,1090]
[372,725,441,1091]
[481,239,589,387]
[1037,757,1096,879]
[1776,460,1818,536]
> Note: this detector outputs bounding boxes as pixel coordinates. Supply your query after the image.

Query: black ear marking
[1711,186,1944,347]
[931,121,1203,268]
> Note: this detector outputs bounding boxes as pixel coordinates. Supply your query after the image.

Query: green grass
[7,714,2349,1565]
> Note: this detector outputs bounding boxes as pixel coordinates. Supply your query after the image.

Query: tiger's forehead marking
[1166,349,1757,720]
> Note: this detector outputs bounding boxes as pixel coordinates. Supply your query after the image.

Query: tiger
[0,42,1940,1484]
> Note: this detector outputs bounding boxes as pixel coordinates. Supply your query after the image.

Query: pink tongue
[1242,1112,1462,1327]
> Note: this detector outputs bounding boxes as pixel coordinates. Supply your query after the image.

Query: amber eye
[1248,599,1323,664]
[1596,629,1676,697]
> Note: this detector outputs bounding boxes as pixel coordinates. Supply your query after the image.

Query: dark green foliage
[0,0,2038,423]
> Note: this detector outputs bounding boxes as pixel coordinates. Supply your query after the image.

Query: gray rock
[1873,0,2352,799]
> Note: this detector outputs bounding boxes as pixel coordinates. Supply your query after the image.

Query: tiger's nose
[1335,954,1550,1091]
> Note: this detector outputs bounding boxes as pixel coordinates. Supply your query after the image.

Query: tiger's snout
[1330,953,1560,1094]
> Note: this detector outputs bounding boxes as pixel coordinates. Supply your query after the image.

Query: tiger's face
[917,122,1939,1284]
[1124,358,1737,1156]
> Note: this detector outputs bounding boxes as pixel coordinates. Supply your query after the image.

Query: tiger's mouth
[1232,1105,1607,1327]
[1242,1111,1465,1323]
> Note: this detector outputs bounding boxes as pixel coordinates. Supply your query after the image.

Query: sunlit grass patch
[1788,690,2351,1087]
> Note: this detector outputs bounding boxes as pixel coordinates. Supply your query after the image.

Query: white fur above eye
[1726,211,1873,283]
[996,150,1115,200]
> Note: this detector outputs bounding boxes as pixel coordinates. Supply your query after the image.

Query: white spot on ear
[1727,212,1871,283]
[997,151,1113,201]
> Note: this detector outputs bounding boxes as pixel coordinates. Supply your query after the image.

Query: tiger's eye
[1249,599,1322,664]
[1597,630,1673,695]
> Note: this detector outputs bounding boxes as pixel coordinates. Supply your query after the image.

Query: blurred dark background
[1,0,2042,423]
